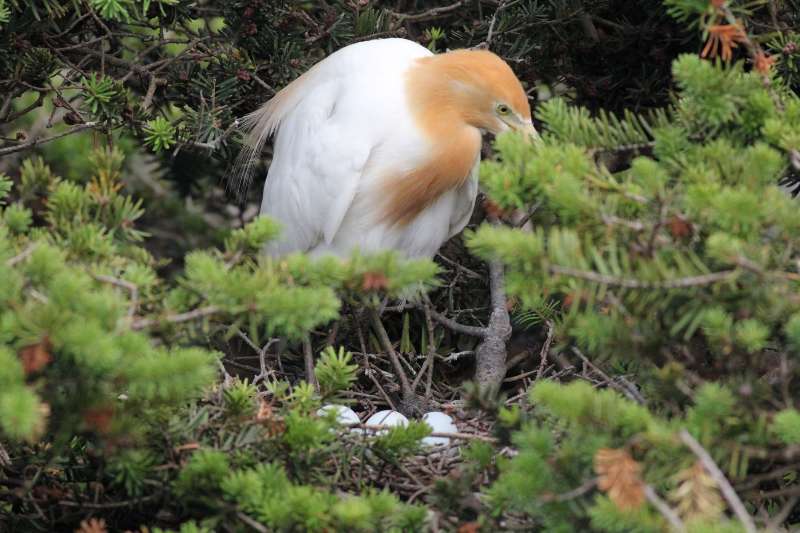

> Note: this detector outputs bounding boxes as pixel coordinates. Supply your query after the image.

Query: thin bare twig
[303,335,318,391]
[425,302,487,338]
[92,273,139,319]
[679,430,756,533]
[5,243,38,267]
[141,76,165,112]
[0,441,10,467]
[236,330,277,384]
[391,1,464,22]
[411,304,437,399]
[735,463,800,492]
[573,347,645,404]
[352,423,498,443]
[0,122,98,156]
[131,305,219,330]
[484,0,516,47]
[539,478,598,502]
[56,493,160,509]
[368,307,415,407]
[365,368,398,412]
[237,512,268,533]
[536,320,555,381]
[765,495,799,532]
[645,485,686,532]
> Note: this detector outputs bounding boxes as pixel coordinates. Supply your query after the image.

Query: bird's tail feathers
[228,97,284,202]
[229,65,321,202]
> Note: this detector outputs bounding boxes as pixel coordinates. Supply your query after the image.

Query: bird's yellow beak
[516,121,539,143]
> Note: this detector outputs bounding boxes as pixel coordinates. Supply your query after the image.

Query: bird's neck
[380,126,480,226]
[376,56,485,227]
[406,53,487,138]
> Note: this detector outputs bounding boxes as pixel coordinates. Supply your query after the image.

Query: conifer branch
[717,4,785,113]
[483,0,514,48]
[550,265,738,289]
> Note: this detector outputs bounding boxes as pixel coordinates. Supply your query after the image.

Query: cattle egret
[234,38,535,258]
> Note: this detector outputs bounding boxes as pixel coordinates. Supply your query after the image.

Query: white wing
[259,84,375,256]
[238,39,432,256]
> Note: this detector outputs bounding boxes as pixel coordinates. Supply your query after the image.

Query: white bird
[234,38,534,259]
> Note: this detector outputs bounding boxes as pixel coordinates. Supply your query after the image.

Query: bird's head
[409,49,536,141]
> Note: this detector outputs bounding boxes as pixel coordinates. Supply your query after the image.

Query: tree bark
[474,259,511,392]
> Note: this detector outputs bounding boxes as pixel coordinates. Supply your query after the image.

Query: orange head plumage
[381,48,534,226]
[407,48,534,138]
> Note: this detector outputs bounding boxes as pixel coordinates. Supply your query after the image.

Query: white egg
[317,404,360,427]
[421,411,458,447]
[365,410,408,435]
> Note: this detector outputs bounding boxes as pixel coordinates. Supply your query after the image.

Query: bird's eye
[496,104,510,115]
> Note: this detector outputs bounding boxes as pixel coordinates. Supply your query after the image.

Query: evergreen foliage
[467,1,800,530]
[1,0,799,531]
[0,150,441,530]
